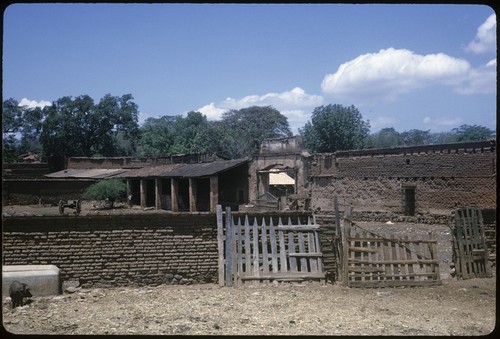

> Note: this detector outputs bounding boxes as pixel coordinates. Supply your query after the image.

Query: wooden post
[171,178,179,212]
[155,178,162,210]
[216,205,224,286]
[225,207,234,286]
[209,176,218,213]
[140,179,146,208]
[189,178,197,212]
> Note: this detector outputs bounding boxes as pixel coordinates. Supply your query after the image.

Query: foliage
[218,106,293,158]
[2,98,44,162]
[301,104,370,153]
[400,129,432,146]
[365,127,404,149]
[138,106,292,159]
[39,94,139,170]
[451,124,495,142]
[82,179,127,203]
[139,112,223,157]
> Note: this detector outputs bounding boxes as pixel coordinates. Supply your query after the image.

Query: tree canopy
[39,94,139,170]
[138,106,292,159]
[301,104,370,153]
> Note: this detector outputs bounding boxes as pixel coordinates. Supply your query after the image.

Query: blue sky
[3,3,496,134]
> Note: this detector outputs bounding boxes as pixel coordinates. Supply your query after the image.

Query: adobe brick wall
[310,141,496,215]
[3,179,94,205]
[2,211,342,287]
[2,214,219,288]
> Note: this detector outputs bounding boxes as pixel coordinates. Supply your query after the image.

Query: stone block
[2,265,61,297]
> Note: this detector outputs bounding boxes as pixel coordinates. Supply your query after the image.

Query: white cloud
[197,103,229,120]
[369,116,396,131]
[422,116,463,128]
[196,87,323,133]
[465,14,496,54]
[321,48,471,100]
[18,98,51,108]
[454,59,497,95]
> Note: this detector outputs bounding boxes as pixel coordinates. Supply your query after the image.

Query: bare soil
[2,204,497,336]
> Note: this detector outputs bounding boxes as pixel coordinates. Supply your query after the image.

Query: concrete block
[2,265,61,297]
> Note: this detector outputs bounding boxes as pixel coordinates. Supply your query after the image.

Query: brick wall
[2,214,219,288]
[310,141,496,214]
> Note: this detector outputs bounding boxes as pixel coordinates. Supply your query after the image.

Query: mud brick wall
[310,142,496,215]
[2,214,219,288]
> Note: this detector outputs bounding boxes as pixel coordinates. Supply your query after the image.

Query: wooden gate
[217,205,325,286]
[451,208,492,279]
[341,218,441,288]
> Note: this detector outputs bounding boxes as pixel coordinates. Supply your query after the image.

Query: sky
[2,3,497,135]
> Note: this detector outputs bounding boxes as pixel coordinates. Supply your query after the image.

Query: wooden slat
[349,247,378,253]
[252,217,259,278]
[216,205,224,286]
[244,215,251,275]
[398,235,407,280]
[288,252,323,257]
[404,236,415,280]
[269,218,278,274]
[297,231,307,272]
[276,225,320,231]
[307,220,318,273]
[348,259,439,265]
[261,218,269,274]
[225,207,233,287]
[278,218,288,272]
[390,235,399,281]
[235,217,243,284]
[347,237,437,244]
[288,218,298,272]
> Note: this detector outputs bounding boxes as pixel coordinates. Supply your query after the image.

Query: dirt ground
[2,203,497,336]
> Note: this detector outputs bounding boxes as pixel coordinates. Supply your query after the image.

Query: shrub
[83,179,127,206]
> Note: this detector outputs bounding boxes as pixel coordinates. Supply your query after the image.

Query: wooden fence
[452,208,492,279]
[341,217,441,288]
[217,205,325,286]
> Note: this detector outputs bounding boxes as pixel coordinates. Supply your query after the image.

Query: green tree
[40,94,139,171]
[451,124,495,142]
[139,112,223,157]
[82,178,127,207]
[365,127,403,149]
[219,106,292,158]
[301,104,370,153]
[2,98,45,162]
[400,129,432,146]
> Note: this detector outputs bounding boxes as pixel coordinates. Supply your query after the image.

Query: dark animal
[9,281,32,308]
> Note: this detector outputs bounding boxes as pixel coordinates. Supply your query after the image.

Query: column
[140,179,146,208]
[171,178,179,212]
[189,178,197,212]
[155,178,162,210]
[210,176,218,213]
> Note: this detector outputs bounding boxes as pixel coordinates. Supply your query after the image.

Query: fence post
[225,207,234,287]
[342,206,352,286]
[216,205,225,286]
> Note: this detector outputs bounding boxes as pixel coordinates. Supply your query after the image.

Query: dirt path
[2,277,496,336]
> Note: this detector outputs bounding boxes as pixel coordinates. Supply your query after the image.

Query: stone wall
[2,214,219,288]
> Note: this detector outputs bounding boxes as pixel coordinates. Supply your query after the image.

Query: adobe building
[119,157,249,212]
[246,136,312,210]
[309,140,496,217]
